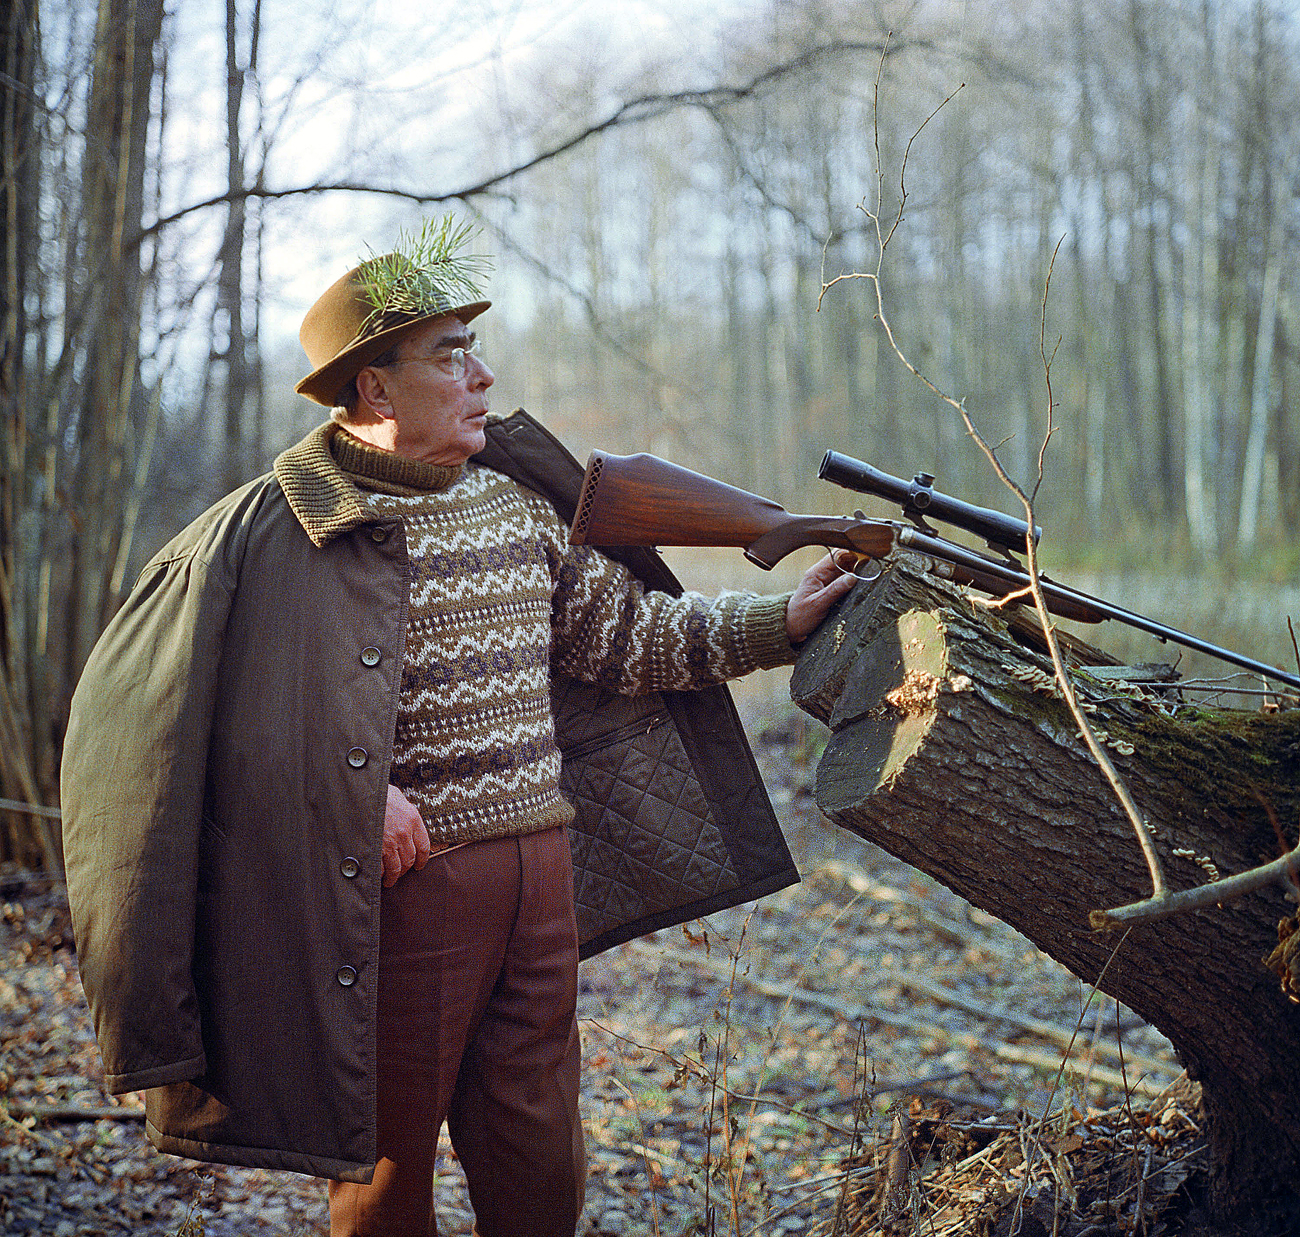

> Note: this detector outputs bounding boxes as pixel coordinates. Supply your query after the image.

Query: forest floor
[1,715,1208,1237]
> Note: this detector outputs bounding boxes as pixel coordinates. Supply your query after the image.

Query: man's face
[373,315,495,466]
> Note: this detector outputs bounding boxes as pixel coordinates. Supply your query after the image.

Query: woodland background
[2,0,1299,868]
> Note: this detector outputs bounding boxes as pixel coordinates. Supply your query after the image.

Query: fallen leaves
[1,728,1196,1236]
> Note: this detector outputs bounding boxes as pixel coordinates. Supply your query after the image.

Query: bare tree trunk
[754,226,785,502]
[1277,295,1297,534]
[1128,0,1179,521]
[0,0,59,867]
[1180,6,1222,552]
[247,0,264,464]
[1235,5,1286,550]
[67,0,164,683]
[1236,201,1283,548]
[1070,0,1107,521]
[723,238,752,484]
[791,556,1300,1233]
[216,0,249,491]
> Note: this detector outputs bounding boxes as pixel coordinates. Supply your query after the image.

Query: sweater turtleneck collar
[330,427,464,495]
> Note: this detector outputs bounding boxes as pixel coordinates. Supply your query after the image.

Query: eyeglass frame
[379,336,484,382]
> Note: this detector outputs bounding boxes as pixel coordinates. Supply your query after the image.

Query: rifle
[568,449,1300,692]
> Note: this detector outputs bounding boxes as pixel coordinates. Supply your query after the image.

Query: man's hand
[382,784,433,887]
[786,554,857,645]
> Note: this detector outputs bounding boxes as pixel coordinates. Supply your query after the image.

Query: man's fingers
[815,552,848,584]
[383,783,432,885]
[827,568,857,596]
[786,553,861,643]
[413,823,433,871]
[801,553,856,596]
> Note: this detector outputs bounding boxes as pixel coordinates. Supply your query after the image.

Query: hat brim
[294,300,491,407]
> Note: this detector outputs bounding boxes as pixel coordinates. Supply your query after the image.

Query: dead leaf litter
[1,727,1200,1235]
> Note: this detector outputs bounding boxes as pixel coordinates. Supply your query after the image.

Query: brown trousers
[328,826,586,1237]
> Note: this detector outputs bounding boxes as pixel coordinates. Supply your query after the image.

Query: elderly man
[62,222,854,1237]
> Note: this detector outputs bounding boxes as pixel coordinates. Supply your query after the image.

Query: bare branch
[819,49,1170,920]
[1029,242,1166,902]
[1092,840,1300,930]
[131,40,907,252]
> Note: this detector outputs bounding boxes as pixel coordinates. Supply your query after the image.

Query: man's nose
[468,355,494,388]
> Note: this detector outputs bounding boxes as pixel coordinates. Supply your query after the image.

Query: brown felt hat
[295,259,490,406]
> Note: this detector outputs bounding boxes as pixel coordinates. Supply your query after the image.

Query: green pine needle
[357,216,493,322]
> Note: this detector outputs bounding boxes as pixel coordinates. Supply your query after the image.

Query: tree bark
[217,0,250,492]
[68,0,164,677]
[1127,0,1179,521]
[0,0,60,868]
[1236,196,1283,548]
[791,555,1300,1233]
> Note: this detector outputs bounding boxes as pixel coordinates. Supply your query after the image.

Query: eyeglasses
[385,338,483,381]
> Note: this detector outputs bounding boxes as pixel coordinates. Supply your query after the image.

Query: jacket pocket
[555,682,741,949]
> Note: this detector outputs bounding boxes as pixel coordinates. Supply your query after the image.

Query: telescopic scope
[819,450,1040,553]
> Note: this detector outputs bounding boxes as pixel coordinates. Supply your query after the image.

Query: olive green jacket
[61,410,798,1182]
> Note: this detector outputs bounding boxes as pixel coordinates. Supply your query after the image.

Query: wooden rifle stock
[568,451,894,569]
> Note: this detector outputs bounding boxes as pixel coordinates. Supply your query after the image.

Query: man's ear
[355,365,395,419]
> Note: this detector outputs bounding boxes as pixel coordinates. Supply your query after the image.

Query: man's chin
[460,425,488,459]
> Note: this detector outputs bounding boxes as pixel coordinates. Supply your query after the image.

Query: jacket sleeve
[62,541,235,1095]
[546,529,797,694]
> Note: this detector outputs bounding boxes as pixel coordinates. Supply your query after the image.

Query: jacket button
[340,857,361,878]
[370,527,389,542]
[360,647,381,666]
[347,747,368,768]
[336,965,358,987]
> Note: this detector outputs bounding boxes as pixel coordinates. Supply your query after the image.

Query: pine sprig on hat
[357,216,493,323]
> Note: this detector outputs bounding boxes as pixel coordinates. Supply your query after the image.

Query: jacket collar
[274,422,376,548]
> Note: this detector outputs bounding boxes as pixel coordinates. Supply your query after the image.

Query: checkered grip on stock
[569,453,604,544]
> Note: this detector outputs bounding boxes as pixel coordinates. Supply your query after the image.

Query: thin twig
[581,1018,857,1139]
[821,50,1217,922]
[136,39,912,249]
[0,797,62,820]
[1113,994,1149,1231]
[0,1098,63,1149]
[1134,1142,1154,1233]
[1024,244,1165,899]
[627,940,1175,1075]
[1109,1142,1207,1204]
[1,1102,145,1123]
[826,1028,867,1237]
[720,930,744,1234]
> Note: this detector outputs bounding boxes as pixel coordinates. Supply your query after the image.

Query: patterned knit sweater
[329,427,796,847]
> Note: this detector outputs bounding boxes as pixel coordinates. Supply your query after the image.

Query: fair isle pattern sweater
[330,427,796,847]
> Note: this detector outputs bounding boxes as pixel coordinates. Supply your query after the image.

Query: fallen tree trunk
[790,555,1300,1235]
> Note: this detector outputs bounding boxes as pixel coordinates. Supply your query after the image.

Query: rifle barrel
[1042,579,1300,691]
[897,527,1300,691]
